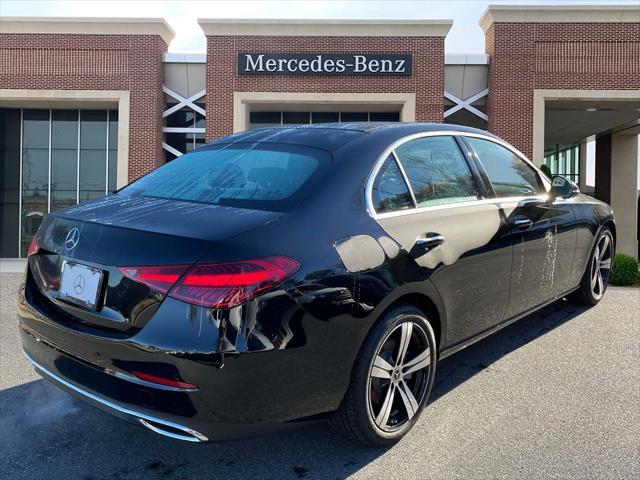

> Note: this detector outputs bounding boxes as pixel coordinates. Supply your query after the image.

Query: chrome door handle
[513,216,533,230]
[415,233,446,250]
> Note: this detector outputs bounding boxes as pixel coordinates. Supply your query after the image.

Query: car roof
[201,122,496,153]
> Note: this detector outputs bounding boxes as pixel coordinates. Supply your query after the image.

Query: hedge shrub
[609,254,639,286]
[540,164,552,179]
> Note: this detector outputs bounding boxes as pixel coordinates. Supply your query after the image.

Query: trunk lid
[27,193,282,333]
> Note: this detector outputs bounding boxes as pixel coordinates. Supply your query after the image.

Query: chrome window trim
[391,150,417,208]
[372,194,549,220]
[365,130,550,219]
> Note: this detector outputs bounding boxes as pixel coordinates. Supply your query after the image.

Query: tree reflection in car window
[466,137,543,197]
[394,136,478,207]
[371,155,414,213]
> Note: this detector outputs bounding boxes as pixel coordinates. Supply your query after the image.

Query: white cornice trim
[480,5,640,33]
[198,18,453,37]
[0,16,175,45]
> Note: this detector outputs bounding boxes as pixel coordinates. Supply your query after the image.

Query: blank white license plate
[59,261,103,309]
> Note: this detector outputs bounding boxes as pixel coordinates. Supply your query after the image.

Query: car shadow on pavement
[430,299,590,403]
[0,299,589,480]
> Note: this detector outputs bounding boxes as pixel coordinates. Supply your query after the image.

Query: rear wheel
[330,305,437,446]
[570,227,614,305]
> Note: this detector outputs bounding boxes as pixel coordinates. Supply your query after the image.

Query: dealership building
[1,5,639,265]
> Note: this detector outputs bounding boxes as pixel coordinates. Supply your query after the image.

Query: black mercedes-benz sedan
[18,123,615,445]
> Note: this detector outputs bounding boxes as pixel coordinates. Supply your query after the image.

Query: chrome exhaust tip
[138,417,208,442]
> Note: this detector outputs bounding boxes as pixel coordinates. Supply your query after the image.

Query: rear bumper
[23,350,208,442]
[17,269,354,442]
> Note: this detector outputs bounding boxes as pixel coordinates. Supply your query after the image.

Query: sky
[1,0,639,54]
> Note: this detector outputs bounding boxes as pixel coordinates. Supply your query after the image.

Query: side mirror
[550,175,580,199]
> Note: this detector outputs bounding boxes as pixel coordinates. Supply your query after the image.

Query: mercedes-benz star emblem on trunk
[64,228,80,250]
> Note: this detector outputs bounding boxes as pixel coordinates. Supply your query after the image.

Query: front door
[464,136,577,318]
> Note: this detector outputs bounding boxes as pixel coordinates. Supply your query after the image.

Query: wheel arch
[602,220,616,247]
[374,288,446,354]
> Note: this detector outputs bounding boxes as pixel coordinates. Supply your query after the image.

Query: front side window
[465,137,543,197]
[371,155,414,214]
[394,136,478,207]
[124,143,328,212]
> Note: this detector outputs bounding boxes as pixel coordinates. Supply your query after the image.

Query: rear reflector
[132,371,198,391]
[118,256,299,309]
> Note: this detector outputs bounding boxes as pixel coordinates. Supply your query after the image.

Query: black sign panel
[238,53,412,76]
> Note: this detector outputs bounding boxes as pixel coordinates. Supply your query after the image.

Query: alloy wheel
[367,321,432,433]
[591,232,613,300]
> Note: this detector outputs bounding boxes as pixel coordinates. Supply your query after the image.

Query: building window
[0,108,118,258]
[544,145,580,184]
[248,111,400,130]
[162,86,206,162]
[164,106,205,161]
[443,89,488,130]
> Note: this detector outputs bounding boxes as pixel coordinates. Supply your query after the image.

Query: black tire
[330,305,437,446]
[569,226,614,305]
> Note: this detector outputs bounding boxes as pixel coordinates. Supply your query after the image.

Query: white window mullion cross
[162,142,184,158]
[163,86,206,118]
[444,88,489,121]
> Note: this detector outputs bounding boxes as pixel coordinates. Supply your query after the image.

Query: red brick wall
[0,33,167,182]
[205,35,445,140]
[485,22,640,159]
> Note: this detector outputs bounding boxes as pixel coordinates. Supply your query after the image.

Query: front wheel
[570,227,614,305]
[330,305,437,446]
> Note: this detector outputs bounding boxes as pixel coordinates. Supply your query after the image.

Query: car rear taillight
[27,236,40,256]
[118,264,190,294]
[118,256,299,309]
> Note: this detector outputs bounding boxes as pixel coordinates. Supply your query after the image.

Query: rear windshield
[123,143,330,211]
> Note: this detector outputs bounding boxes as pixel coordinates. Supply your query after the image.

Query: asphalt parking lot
[1,273,638,480]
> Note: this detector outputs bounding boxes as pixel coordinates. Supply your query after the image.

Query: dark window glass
[51,149,77,211]
[51,110,79,211]
[371,155,414,213]
[23,110,49,149]
[311,112,339,123]
[52,110,78,149]
[79,110,107,201]
[166,107,194,128]
[466,137,543,197]
[125,144,329,212]
[21,110,50,256]
[282,112,310,124]
[250,111,281,124]
[370,112,400,122]
[340,112,368,122]
[395,136,478,207]
[248,111,281,130]
[444,109,487,130]
[0,109,21,257]
[108,110,118,191]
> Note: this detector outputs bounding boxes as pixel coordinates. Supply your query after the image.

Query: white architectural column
[578,142,588,192]
[610,133,639,258]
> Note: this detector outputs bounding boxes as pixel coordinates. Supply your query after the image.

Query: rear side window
[394,136,479,207]
[371,155,414,214]
[123,143,329,211]
[465,137,543,197]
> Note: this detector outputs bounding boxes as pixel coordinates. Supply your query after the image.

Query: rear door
[463,136,577,317]
[370,134,513,348]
